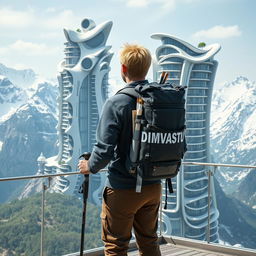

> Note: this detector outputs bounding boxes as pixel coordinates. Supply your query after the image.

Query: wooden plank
[163,236,256,256]
[168,249,196,255]
[128,244,212,256]
[127,243,235,256]
[160,247,182,253]
[179,251,202,256]
[194,253,212,256]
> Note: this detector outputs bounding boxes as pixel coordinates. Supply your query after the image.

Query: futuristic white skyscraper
[152,34,221,242]
[40,18,113,204]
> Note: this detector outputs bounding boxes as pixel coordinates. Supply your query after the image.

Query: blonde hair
[119,43,151,80]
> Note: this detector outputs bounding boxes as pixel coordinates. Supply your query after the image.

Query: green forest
[0,193,102,256]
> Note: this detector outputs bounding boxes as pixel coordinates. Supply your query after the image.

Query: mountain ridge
[0,73,58,203]
[210,76,256,196]
[215,177,256,249]
[0,63,36,88]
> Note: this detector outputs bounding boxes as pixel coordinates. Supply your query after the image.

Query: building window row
[185,151,206,159]
[186,97,207,104]
[185,178,208,191]
[186,105,206,112]
[161,57,183,63]
[184,172,206,181]
[187,89,208,96]
[186,197,208,209]
[189,80,209,87]
[185,207,207,217]
[190,72,211,79]
[186,122,206,129]
[161,63,182,70]
[187,143,206,151]
[192,64,211,71]
[186,129,206,136]
[185,136,206,144]
[64,41,81,68]
[162,37,203,57]
[159,47,179,56]
[186,114,206,121]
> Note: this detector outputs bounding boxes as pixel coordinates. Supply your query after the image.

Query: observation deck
[1,161,256,256]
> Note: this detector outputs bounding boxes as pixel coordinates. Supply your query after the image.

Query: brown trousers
[101,183,162,256]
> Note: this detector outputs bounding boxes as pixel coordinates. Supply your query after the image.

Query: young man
[78,44,161,256]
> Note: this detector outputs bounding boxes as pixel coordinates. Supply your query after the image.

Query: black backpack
[118,82,187,206]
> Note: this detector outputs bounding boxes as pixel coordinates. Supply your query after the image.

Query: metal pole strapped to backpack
[130,97,144,192]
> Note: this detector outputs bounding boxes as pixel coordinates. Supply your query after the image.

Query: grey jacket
[88,80,160,189]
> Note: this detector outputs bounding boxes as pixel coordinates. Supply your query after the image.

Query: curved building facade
[151,34,221,242]
[41,18,113,204]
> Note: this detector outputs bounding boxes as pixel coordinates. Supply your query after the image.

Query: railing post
[40,182,46,256]
[40,177,51,256]
[206,169,212,243]
[206,166,217,243]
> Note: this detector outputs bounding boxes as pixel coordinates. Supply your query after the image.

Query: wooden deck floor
[128,243,232,256]
[127,236,256,256]
[63,235,256,256]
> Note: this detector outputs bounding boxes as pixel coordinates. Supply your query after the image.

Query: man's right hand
[78,160,90,175]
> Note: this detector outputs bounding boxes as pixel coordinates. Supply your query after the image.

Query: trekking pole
[79,152,91,256]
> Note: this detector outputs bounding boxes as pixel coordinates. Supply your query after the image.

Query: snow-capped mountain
[235,169,256,208]
[0,75,26,103]
[0,75,28,117]
[210,76,256,195]
[0,80,58,203]
[0,63,36,88]
[0,63,58,120]
[215,178,256,249]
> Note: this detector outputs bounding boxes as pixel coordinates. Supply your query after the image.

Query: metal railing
[0,161,255,256]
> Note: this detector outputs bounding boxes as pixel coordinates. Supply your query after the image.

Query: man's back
[88,80,161,189]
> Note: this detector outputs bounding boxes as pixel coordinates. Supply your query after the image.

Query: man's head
[119,43,152,83]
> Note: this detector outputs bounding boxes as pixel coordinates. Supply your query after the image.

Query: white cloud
[42,10,79,30]
[0,40,58,56]
[122,0,176,11]
[12,63,33,70]
[0,7,79,31]
[45,7,56,13]
[161,0,176,10]
[118,0,204,11]
[0,47,7,55]
[0,7,34,28]
[39,32,61,39]
[183,0,201,3]
[127,0,149,7]
[193,25,242,39]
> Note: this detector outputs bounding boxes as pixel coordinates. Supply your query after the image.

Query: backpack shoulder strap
[116,86,139,99]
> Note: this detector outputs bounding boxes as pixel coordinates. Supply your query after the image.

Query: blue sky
[0,0,255,87]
